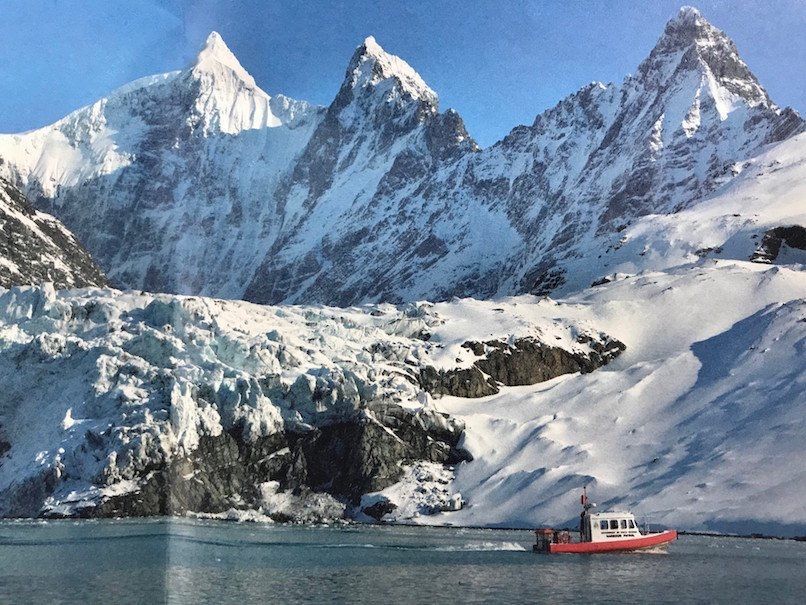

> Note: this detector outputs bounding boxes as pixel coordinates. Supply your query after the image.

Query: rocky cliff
[0,178,106,289]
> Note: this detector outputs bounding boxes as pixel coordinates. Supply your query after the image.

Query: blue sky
[1,0,803,147]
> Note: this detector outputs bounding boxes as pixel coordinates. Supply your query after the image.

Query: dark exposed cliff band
[419,336,626,398]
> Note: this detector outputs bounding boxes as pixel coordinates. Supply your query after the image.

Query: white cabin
[584,511,642,542]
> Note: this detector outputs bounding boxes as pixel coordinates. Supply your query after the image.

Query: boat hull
[547,530,678,554]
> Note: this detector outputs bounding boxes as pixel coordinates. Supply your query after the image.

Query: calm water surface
[0,519,803,604]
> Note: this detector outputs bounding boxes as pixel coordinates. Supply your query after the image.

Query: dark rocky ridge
[419,336,626,398]
[0,178,107,289]
[751,225,806,263]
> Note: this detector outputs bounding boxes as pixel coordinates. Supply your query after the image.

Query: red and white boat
[533,488,677,554]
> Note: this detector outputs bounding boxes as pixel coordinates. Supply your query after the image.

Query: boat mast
[581,486,593,511]
[580,486,594,541]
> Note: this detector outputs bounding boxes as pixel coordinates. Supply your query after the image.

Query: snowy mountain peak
[185,31,317,134]
[197,32,239,65]
[0,9,803,305]
[637,6,773,109]
[362,35,382,54]
[674,5,703,24]
[658,6,736,53]
[191,30,259,90]
[345,36,438,106]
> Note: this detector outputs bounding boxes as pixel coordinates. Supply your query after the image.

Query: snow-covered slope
[555,130,806,292]
[0,178,106,289]
[376,261,806,535]
[1,8,799,305]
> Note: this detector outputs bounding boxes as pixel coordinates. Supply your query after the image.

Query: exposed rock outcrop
[65,405,468,518]
[751,225,806,263]
[0,178,107,289]
[419,336,625,398]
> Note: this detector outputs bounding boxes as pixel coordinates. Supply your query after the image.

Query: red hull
[548,530,677,554]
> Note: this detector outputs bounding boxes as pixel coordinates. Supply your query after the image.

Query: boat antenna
[581,485,592,511]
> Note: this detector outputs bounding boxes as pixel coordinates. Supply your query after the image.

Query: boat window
[620,520,627,529]
[628,520,635,528]
[609,520,619,530]
[600,520,608,530]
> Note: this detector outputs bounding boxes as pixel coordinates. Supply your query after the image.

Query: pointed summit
[676,5,702,20]
[192,31,257,89]
[637,6,771,107]
[361,35,384,56]
[198,32,234,62]
[186,31,294,135]
[655,5,727,53]
[344,36,437,106]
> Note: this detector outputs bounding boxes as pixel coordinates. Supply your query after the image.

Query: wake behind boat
[533,488,677,554]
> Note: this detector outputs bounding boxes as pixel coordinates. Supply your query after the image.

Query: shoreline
[2,515,804,542]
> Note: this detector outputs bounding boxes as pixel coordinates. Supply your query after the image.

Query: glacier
[0,283,620,519]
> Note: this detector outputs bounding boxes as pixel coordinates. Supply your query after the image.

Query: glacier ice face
[0,286,619,518]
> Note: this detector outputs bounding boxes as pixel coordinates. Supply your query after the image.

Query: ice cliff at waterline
[0,286,622,519]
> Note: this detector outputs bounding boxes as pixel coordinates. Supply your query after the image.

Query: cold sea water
[0,518,803,604]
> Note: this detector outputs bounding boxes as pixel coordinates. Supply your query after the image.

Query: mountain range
[1,6,801,303]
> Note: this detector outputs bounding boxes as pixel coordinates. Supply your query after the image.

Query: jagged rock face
[0,178,106,289]
[242,37,477,305]
[751,225,806,263]
[459,6,804,297]
[0,287,619,518]
[419,336,625,398]
[73,409,468,518]
[0,10,802,304]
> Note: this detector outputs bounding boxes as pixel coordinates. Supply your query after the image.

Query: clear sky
[1,0,803,147]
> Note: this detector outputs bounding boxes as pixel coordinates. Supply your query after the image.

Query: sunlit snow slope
[418,262,805,534]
